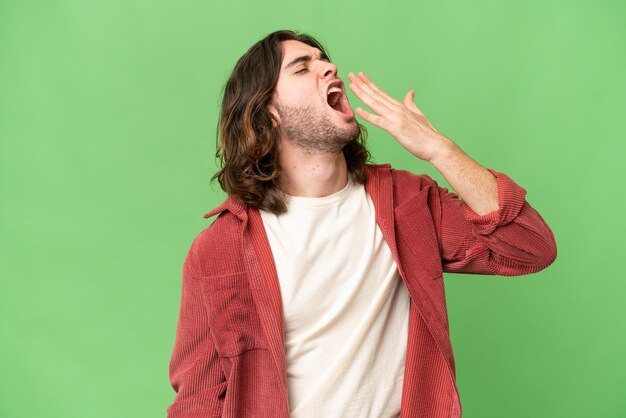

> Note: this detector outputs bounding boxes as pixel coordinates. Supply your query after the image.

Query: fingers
[355,106,386,129]
[348,71,397,115]
[348,71,425,134]
[348,73,391,114]
[353,72,401,106]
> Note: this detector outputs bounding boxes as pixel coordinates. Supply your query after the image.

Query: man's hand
[347,71,454,163]
[348,71,500,216]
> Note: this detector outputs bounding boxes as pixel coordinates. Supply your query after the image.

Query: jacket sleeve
[429,168,557,276]
[167,248,227,418]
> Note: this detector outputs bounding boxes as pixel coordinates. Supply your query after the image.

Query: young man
[167,30,557,418]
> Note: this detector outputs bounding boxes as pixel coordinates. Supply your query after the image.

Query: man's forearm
[428,137,499,216]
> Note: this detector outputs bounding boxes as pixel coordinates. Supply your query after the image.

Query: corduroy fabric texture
[167,163,557,418]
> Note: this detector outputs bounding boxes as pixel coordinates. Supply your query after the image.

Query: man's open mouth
[326,81,353,118]
[327,86,343,110]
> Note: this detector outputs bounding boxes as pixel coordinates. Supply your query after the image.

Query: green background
[1,0,624,417]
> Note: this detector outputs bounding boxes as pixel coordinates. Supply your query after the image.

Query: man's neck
[278,144,349,198]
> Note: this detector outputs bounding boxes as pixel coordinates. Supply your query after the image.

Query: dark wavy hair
[211,29,371,214]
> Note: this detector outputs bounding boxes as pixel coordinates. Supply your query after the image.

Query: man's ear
[267,103,281,128]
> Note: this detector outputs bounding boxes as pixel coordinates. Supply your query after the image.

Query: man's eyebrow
[283,51,330,71]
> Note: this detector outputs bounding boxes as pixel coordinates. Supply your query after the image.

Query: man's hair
[211,29,371,215]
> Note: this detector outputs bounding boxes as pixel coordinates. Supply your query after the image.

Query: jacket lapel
[365,164,456,381]
[244,208,290,415]
[205,197,290,415]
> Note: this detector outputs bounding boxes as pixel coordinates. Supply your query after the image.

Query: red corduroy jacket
[167,163,557,418]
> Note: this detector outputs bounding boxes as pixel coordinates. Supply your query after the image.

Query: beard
[274,100,359,154]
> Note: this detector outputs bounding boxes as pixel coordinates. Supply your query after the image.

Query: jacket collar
[203,195,248,221]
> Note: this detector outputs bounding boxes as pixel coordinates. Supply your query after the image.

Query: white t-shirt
[259,177,410,418]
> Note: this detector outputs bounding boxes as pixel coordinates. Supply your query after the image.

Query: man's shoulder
[200,197,243,242]
[185,196,246,276]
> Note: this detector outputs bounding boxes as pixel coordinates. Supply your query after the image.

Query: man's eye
[295,68,307,74]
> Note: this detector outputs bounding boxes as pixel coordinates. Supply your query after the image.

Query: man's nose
[318,61,337,78]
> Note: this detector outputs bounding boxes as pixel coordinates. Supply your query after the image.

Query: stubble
[274,101,359,154]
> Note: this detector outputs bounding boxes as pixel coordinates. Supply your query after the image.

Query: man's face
[268,40,359,154]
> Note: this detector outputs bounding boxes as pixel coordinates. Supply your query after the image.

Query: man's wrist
[427,135,457,167]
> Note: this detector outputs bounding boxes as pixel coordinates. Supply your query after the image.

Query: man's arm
[429,167,556,275]
[348,71,556,275]
[167,248,226,418]
[428,138,499,216]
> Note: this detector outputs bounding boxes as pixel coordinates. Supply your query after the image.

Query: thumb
[403,90,420,113]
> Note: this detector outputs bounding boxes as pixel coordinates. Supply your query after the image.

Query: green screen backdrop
[1,0,624,417]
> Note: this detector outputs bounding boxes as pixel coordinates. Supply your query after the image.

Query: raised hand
[347,71,452,163]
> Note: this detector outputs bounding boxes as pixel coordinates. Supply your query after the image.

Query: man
[167,30,557,418]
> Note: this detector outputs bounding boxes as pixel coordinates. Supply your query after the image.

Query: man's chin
[331,110,358,130]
